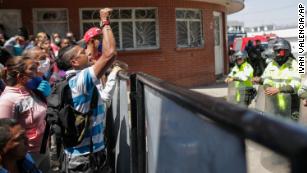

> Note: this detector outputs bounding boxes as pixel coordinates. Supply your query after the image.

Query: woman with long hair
[0,56,49,172]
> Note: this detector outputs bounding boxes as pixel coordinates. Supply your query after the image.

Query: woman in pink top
[0,56,49,172]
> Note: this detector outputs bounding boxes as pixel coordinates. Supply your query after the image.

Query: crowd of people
[225,38,306,121]
[0,6,305,173]
[0,8,127,173]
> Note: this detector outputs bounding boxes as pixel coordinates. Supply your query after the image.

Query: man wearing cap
[84,27,103,64]
[56,8,116,173]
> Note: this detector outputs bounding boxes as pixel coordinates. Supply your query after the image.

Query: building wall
[1,0,227,87]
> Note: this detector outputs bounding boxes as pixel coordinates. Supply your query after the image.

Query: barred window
[176,9,204,48]
[80,8,159,50]
[33,8,69,37]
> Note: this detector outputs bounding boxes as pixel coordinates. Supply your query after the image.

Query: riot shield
[265,93,292,118]
[256,86,300,119]
[227,82,251,106]
[255,85,266,112]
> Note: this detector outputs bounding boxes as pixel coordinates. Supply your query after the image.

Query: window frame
[32,8,69,35]
[175,8,204,49]
[0,9,22,37]
[79,7,160,51]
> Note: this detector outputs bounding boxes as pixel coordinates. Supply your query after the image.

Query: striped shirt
[64,67,105,156]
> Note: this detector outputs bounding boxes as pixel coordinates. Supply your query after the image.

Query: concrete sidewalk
[190,82,289,173]
[191,83,227,98]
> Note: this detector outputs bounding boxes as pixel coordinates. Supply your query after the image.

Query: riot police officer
[254,38,300,120]
[245,40,265,77]
[225,50,255,106]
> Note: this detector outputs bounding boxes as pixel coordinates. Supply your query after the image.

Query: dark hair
[0,48,13,66]
[28,35,35,42]
[0,118,18,153]
[57,45,77,71]
[17,27,29,40]
[62,37,76,46]
[3,56,32,86]
[46,33,51,40]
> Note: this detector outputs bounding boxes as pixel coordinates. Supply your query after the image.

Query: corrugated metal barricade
[108,72,307,173]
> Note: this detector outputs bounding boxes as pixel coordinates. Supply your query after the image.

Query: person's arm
[3,36,17,55]
[93,8,117,79]
[287,60,302,93]
[298,80,307,99]
[279,85,295,93]
[99,66,122,107]
[274,60,301,94]
[233,65,253,82]
[228,66,237,78]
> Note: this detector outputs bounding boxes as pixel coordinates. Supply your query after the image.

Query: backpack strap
[61,74,76,107]
[62,73,99,155]
[89,87,98,155]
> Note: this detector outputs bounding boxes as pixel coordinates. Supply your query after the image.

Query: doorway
[213,11,224,76]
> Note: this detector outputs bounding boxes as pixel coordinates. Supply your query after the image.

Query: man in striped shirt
[57,8,116,173]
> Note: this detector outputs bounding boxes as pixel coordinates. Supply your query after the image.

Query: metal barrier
[105,72,131,173]
[108,72,307,173]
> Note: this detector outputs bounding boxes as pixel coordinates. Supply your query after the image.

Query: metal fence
[107,72,307,173]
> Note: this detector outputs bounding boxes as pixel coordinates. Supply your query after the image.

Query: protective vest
[228,61,254,103]
[262,58,301,111]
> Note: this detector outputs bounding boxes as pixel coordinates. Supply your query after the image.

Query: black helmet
[272,38,291,52]
[272,38,291,65]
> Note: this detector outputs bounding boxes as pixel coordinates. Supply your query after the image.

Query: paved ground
[191,83,290,173]
[192,83,228,98]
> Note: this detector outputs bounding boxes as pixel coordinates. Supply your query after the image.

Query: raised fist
[100,8,113,21]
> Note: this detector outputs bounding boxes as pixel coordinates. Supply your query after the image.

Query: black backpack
[44,75,98,149]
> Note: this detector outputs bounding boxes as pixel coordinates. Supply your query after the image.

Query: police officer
[225,50,255,106]
[262,38,279,65]
[298,79,307,107]
[254,38,301,120]
[245,40,265,77]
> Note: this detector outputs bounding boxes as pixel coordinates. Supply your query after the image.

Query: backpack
[44,75,98,149]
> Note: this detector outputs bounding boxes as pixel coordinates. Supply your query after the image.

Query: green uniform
[262,58,301,119]
[228,61,254,105]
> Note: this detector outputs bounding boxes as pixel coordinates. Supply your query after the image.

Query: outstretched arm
[93,8,117,79]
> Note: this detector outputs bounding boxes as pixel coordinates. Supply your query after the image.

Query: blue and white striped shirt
[64,67,105,156]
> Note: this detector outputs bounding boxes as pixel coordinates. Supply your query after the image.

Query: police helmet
[272,38,291,59]
[262,39,276,59]
[273,38,291,52]
[233,50,248,61]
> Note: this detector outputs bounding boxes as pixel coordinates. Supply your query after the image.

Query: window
[33,8,69,37]
[0,10,22,37]
[176,9,204,48]
[80,8,159,50]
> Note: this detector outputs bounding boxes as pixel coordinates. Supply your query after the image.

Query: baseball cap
[83,27,102,43]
